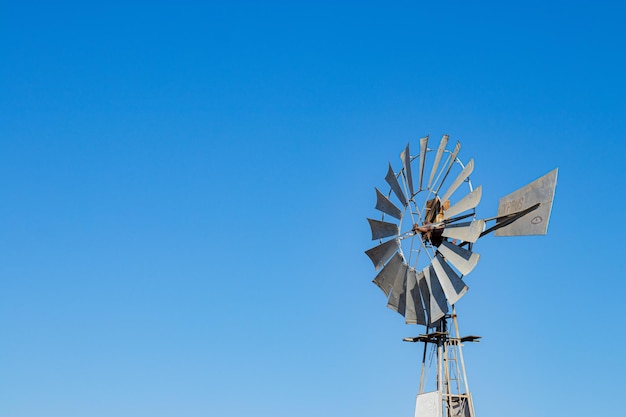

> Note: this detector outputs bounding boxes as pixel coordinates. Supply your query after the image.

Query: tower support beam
[405,309,478,417]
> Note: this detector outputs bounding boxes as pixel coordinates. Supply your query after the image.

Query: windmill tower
[365,135,557,417]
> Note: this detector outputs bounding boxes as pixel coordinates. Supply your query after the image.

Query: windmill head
[365,134,558,327]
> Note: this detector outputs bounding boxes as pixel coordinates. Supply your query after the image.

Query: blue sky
[1,2,625,416]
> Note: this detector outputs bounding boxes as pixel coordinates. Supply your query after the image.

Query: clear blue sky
[1,2,625,416]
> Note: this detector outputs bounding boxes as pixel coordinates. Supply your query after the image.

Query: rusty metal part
[413,221,445,247]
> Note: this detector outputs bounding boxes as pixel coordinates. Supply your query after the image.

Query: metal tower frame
[403,307,480,417]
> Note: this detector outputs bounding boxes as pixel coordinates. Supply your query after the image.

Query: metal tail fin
[495,168,558,236]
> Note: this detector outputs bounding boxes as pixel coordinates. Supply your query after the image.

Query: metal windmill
[365,134,557,417]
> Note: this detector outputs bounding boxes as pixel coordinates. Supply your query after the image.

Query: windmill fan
[365,134,557,417]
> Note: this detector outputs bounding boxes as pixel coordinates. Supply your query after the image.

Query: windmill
[365,135,557,417]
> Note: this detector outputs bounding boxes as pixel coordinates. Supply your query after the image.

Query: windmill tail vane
[364,134,557,417]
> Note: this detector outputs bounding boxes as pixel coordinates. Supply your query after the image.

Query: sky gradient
[1,2,625,417]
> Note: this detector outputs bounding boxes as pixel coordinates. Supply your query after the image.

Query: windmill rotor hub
[413,222,445,247]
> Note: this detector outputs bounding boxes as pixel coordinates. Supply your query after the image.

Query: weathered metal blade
[423,264,448,325]
[437,240,480,276]
[441,220,485,243]
[375,188,403,220]
[432,254,469,305]
[417,136,428,191]
[440,158,474,203]
[372,252,404,296]
[417,271,431,325]
[385,163,408,207]
[367,218,399,240]
[435,141,461,195]
[444,185,482,219]
[495,168,558,236]
[365,238,400,271]
[427,134,448,189]
[400,143,415,197]
[387,262,409,315]
[404,267,427,325]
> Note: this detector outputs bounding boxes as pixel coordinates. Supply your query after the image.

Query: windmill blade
[427,134,448,189]
[434,141,461,195]
[372,252,405,296]
[440,158,474,203]
[365,238,400,271]
[417,136,428,191]
[437,240,480,276]
[417,271,432,324]
[444,185,482,219]
[422,264,448,325]
[400,143,415,197]
[495,168,558,236]
[385,163,408,207]
[375,188,403,220]
[387,263,409,315]
[432,254,469,305]
[367,218,399,240]
[442,220,485,243]
[404,267,427,325]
